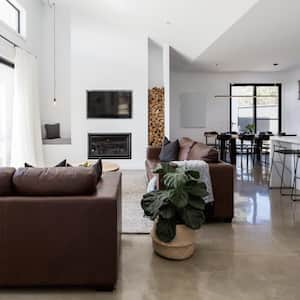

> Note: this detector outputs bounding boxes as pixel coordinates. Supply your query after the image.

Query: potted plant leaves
[141,163,208,260]
[245,124,255,134]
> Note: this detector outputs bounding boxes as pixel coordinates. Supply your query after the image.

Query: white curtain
[0,63,14,166]
[10,48,44,167]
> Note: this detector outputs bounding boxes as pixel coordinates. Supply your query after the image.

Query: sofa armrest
[146,146,161,160]
[208,162,234,221]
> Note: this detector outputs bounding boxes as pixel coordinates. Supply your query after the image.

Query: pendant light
[48,0,56,105]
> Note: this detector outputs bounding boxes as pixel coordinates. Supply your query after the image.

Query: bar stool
[291,155,300,201]
[269,147,300,197]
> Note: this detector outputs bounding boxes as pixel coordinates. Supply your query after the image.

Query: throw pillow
[24,162,34,168]
[187,143,219,163]
[178,137,197,161]
[24,159,67,168]
[159,137,179,162]
[45,123,61,139]
[93,159,103,182]
[55,159,68,167]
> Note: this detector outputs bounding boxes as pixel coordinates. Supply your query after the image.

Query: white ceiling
[60,0,259,60]
[187,0,300,72]
[56,0,300,73]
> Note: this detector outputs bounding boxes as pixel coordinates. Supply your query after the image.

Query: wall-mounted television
[87,90,132,119]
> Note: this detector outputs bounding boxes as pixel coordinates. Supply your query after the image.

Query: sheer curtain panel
[10,48,44,167]
[0,63,14,166]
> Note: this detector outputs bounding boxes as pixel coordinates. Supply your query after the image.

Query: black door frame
[229,83,282,134]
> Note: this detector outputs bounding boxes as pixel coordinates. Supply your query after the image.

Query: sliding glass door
[0,62,14,165]
[230,84,281,134]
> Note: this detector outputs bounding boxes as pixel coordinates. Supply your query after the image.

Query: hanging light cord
[53,2,56,104]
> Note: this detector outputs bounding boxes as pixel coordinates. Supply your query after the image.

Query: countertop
[270,136,300,145]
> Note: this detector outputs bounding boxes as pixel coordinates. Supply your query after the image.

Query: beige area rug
[122,170,153,234]
[121,170,252,232]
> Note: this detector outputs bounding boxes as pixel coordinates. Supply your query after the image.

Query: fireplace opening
[88,133,132,159]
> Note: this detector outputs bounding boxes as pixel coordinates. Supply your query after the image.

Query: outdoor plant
[245,123,255,134]
[141,163,208,243]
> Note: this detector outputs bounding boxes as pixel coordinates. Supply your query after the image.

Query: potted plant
[141,163,208,260]
[245,124,255,134]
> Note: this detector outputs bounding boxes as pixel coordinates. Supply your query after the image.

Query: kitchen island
[269,136,300,189]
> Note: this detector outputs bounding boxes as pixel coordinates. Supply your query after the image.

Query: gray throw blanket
[147,160,214,204]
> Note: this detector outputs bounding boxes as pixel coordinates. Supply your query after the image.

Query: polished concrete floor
[2,163,300,299]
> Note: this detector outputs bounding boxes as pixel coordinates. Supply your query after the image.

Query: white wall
[0,0,43,58]
[0,0,71,140]
[39,2,71,139]
[282,68,300,135]
[148,39,163,88]
[39,8,149,168]
[170,70,300,142]
[163,45,171,138]
[66,17,148,169]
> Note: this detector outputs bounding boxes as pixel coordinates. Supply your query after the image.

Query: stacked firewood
[148,87,165,146]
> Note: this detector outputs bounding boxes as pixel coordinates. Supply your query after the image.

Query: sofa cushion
[188,143,219,163]
[178,137,197,160]
[45,123,61,139]
[13,167,97,196]
[93,159,103,182]
[0,168,16,196]
[159,137,179,162]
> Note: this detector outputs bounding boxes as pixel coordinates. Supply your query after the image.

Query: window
[230,84,281,134]
[0,0,21,34]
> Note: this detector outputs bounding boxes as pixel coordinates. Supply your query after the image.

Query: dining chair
[239,133,256,169]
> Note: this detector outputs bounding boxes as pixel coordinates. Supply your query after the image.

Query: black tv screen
[87,90,132,118]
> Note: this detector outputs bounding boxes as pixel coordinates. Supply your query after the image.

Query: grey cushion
[45,123,60,139]
[159,137,179,162]
[93,159,103,182]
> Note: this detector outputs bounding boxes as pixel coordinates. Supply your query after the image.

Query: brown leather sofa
[145,137,234,222]
[0,167,121,290]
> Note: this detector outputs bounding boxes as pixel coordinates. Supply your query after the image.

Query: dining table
[218,133,273,165]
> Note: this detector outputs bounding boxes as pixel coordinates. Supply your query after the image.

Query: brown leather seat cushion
[13,167,97,196]
[178,137,197,160]
[0,168,16,196]
[188,142,219,163]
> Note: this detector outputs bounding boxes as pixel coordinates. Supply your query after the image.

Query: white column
[163,44,170,138]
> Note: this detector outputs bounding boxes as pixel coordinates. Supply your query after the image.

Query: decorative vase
[151,224,196,260]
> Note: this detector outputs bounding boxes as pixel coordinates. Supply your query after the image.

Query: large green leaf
[156,218,176,243]
[153,162,177,175]
[185,182,208,198]
[169,189,189,208]
[188,195,206,210]
[159,204,176,219]
[180,205,205,229]
[185,170,200,180]
[141,191,169,220]
[163,170,188,189]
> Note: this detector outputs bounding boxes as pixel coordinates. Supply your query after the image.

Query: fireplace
[88,133,132,159]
